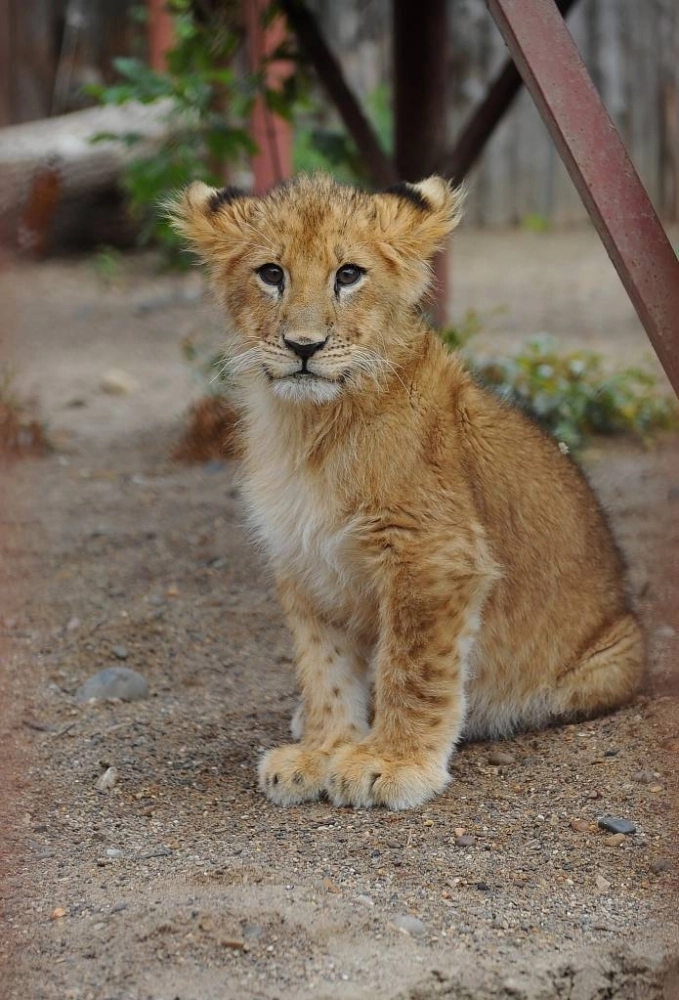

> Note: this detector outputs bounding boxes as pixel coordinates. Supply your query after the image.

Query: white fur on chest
[242,434,357,611]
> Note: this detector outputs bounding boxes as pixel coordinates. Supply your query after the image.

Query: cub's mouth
[269,369,344,403]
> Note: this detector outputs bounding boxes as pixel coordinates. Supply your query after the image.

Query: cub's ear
[165,182,255,263]
[374,177,464,303]
[377,176,464,256]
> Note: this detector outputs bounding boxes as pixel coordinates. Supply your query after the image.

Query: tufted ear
[377,177,464,257]
[372,177,464,303]
[166,182,257,265]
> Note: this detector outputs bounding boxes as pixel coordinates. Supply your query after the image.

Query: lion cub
[171,174,644,810]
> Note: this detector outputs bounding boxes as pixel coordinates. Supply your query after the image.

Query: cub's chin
[270,374,343,404]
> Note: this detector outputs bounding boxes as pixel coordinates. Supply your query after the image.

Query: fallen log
[0,100,173,252]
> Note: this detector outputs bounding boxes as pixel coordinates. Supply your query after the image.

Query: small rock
[595,874,611,892]
[76,667,149,703]
[597,816,636,835]
[50,907,67,920]
[355,894,374,907]
[110,902,127,913]
[603,749,619,757]
[455,835,475,848]
[570,819,590,833]
[651,858,672,875]
[105,847,123,858]
[633,770,658,784]
[648,784,664,793]
[453,827,466,838]
[100,369,140,395]
[66,617,81,631]
[96,766,119,793]
[655,624,675,639]
[603,833,626,847]
[111,645,129,661]
[220,937,247,951]
[487,750,515,766]
[391,914,426,937]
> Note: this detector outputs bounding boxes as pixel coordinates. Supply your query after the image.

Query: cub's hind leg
[552,612,645,721]
[258,579,370,805]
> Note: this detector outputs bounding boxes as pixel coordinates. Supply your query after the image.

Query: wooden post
[243,0,293,194]
[393,0,450,326]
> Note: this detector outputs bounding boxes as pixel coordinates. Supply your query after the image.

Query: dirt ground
[1,226,678,1000]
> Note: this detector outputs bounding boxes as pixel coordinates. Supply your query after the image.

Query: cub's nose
[283,337,327,361]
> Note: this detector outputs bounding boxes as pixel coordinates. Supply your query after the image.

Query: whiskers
[349,346,407,395]
[217,344,264,381]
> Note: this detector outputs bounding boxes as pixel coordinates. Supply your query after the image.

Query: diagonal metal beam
[487,0,679,397]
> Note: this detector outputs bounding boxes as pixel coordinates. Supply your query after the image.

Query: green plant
[521,212,551,233]
[91,245,124,285]
[88,1,301,261]
[439,309,484,351]
[471,336,677,450]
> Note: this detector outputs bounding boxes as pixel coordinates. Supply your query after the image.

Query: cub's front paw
[258,744,330,805]
[326,743,450,810]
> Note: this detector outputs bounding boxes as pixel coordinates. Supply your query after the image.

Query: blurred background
[1,0,678,255]
[0,0,677,458]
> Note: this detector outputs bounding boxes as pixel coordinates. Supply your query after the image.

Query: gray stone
[455,835,476,848]
[597,816,636,835]
[111,645,129,660]
[391,914,427,937]
[76,667,149,703]
[96,766,119,792]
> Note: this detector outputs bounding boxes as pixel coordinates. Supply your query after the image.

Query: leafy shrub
[89,0,300,260]
[469,336,677,450]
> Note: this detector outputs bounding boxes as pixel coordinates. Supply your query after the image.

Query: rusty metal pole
[147,0,174,72]
[243,0,293,194]
[487,0,679,397]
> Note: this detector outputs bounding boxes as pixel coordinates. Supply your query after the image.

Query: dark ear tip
[208,186,248,213]
[383,181,430,212]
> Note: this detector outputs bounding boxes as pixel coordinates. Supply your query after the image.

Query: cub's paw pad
[258,744,329,805]
[327,744,450,810]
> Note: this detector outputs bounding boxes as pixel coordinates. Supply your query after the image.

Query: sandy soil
[1,226,678,1000]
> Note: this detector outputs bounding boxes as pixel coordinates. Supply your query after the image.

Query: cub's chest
[242,454,359,602]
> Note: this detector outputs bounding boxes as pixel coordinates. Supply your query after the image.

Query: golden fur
[170,173,644,810]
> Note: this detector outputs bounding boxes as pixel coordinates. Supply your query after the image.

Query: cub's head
[169,174,463,404]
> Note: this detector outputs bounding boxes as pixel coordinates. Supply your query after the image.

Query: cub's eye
[257,263,284,286]
[335,264,364,288]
